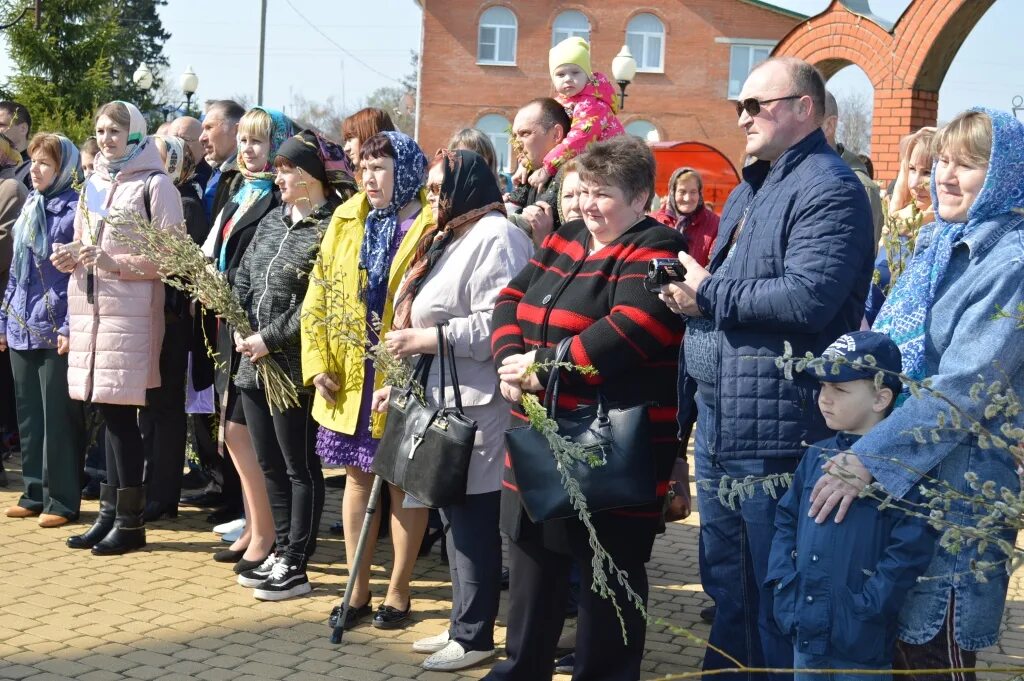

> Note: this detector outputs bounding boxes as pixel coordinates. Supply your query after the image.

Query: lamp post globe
[180,66,199,115]
[611,46,637,110]
[132,63,154,91]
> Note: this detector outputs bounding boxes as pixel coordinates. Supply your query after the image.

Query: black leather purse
[371,324,477,509]
[504,337,657,522]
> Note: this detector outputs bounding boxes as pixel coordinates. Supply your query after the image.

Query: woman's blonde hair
[905,127,936,167]
[933,111,992,167]
[238,107,272,141]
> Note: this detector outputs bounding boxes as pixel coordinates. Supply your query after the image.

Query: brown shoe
[38,514,70,528]
[6,505,39,518]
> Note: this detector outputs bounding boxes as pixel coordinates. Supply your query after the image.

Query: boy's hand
[808,452,872,524]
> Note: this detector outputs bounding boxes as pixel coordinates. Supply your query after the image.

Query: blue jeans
[793,650,891,681]
[694,392,799,681]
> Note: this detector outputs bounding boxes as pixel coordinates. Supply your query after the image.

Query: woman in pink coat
[51,100,184,556]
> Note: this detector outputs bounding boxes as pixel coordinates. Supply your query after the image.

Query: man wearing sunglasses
[660,56,874,680]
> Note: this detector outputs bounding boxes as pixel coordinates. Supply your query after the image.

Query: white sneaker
[213,517,246,535]
[412,629,450,653]
[421,641,495,671]
[221,525,245,543]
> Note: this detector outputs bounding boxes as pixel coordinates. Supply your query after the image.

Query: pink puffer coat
[66,141,184,406]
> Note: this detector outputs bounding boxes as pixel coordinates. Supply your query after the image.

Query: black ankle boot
[92,485,147,555]
[67,482,116,549]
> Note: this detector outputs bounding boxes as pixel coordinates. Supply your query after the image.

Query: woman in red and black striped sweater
[486,136,686,681]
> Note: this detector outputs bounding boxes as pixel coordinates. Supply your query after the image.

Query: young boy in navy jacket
[767,331,938,680]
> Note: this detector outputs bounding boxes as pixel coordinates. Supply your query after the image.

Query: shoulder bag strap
[444,325,466,414]
[543,336,574,418]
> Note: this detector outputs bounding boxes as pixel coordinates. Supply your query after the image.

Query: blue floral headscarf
[11,136,82,282]
[874,107,1024,385]
[358,131,426,314]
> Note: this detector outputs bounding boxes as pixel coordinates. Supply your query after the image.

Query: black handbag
[504,337,657,522]
[371,324,477,509]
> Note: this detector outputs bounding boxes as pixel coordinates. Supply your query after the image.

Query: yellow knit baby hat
[549,36,592,77]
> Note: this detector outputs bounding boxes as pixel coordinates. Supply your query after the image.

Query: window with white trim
[625,13,665,73]
[478,7,517,66]
[552,10,590,46]
[728,44,773,99]
[625,120,659,142]
[475,114,513,172]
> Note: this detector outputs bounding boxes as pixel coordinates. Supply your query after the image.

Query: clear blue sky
[0,0,1018,123]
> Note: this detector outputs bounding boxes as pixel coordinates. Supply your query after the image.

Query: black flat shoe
[372,602,411,629]
[233,549,275,574]
[180,491,224,508]
[213,548,246,563]
[328,598,372,629]
[143,501,178,522]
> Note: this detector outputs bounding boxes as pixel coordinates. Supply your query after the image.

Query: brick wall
[417,0,802,170]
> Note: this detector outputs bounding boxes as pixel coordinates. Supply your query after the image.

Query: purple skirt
[316,425,378,472]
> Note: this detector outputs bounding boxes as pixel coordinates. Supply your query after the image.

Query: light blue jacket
[855,112,1024,649]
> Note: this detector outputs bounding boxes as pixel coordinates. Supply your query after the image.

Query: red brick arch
[773,0,997,179]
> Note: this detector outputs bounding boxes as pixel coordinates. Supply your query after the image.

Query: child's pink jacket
[542,71,626,175]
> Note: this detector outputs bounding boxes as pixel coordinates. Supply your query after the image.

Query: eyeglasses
[734,95,803,118]
[426,182,442,197]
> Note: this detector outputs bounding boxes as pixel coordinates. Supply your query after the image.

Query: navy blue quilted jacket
[681,129,873,460]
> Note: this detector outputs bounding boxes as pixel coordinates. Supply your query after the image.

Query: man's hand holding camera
[657,251,710,317]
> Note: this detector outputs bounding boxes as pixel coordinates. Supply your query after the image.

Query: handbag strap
[543,337,574,418]
[435,322,466,414]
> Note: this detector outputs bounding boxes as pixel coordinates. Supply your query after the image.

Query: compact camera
[644,258,687,292]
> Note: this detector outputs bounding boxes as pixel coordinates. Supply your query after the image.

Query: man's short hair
[754,57,826,124]
[825,91,838,120]
[0,101,31,132]
[523,97,571,136]
[206,100,245,125]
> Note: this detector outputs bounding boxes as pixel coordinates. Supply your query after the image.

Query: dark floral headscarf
[393,149,504,328]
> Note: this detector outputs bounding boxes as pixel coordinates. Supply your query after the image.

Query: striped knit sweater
[233,199,338,392]
[492,217,686,537]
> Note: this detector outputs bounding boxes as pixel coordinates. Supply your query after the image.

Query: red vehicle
[650,141,741,214]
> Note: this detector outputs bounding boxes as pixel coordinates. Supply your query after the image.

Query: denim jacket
[769,433,936,664]
[854,211,1024,649]
[0,189,78,349]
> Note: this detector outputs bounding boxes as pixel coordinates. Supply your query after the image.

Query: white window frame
[626,13,665,73]
[552,10,590,47]
[625,119,659,142]
[717,38,777,99]
[475,114,513,173]
[477,7,518,66]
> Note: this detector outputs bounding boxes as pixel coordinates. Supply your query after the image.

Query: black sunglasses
[734,95,803,118]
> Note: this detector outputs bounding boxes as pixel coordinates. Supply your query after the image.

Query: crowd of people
[1,37,1022,681]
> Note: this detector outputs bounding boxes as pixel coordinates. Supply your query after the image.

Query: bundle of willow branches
[112,212,299,411]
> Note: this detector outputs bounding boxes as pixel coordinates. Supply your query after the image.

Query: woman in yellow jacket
[301,131,432,631]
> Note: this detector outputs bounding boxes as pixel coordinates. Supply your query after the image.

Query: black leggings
[98,403,144,488]
[240,388,323,565]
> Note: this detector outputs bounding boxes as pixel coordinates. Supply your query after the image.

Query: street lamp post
[611,46,638,111]
[181,66,199,117]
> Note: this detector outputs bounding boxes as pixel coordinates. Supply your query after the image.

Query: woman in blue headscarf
[812,108,1024,676]
[201,106,293,571]
[1,133,80,528]
[301,131,433,629]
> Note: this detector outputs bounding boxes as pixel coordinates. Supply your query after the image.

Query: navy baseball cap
[819,331,903,392]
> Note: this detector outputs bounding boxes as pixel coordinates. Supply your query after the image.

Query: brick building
[414,0,805,171]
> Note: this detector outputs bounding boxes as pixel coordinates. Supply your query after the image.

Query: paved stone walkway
[1,454,1023,681]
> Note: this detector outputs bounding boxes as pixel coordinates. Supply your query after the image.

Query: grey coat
[233,200,337,393]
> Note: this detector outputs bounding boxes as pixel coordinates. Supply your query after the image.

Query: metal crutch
[330,474,385,644]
